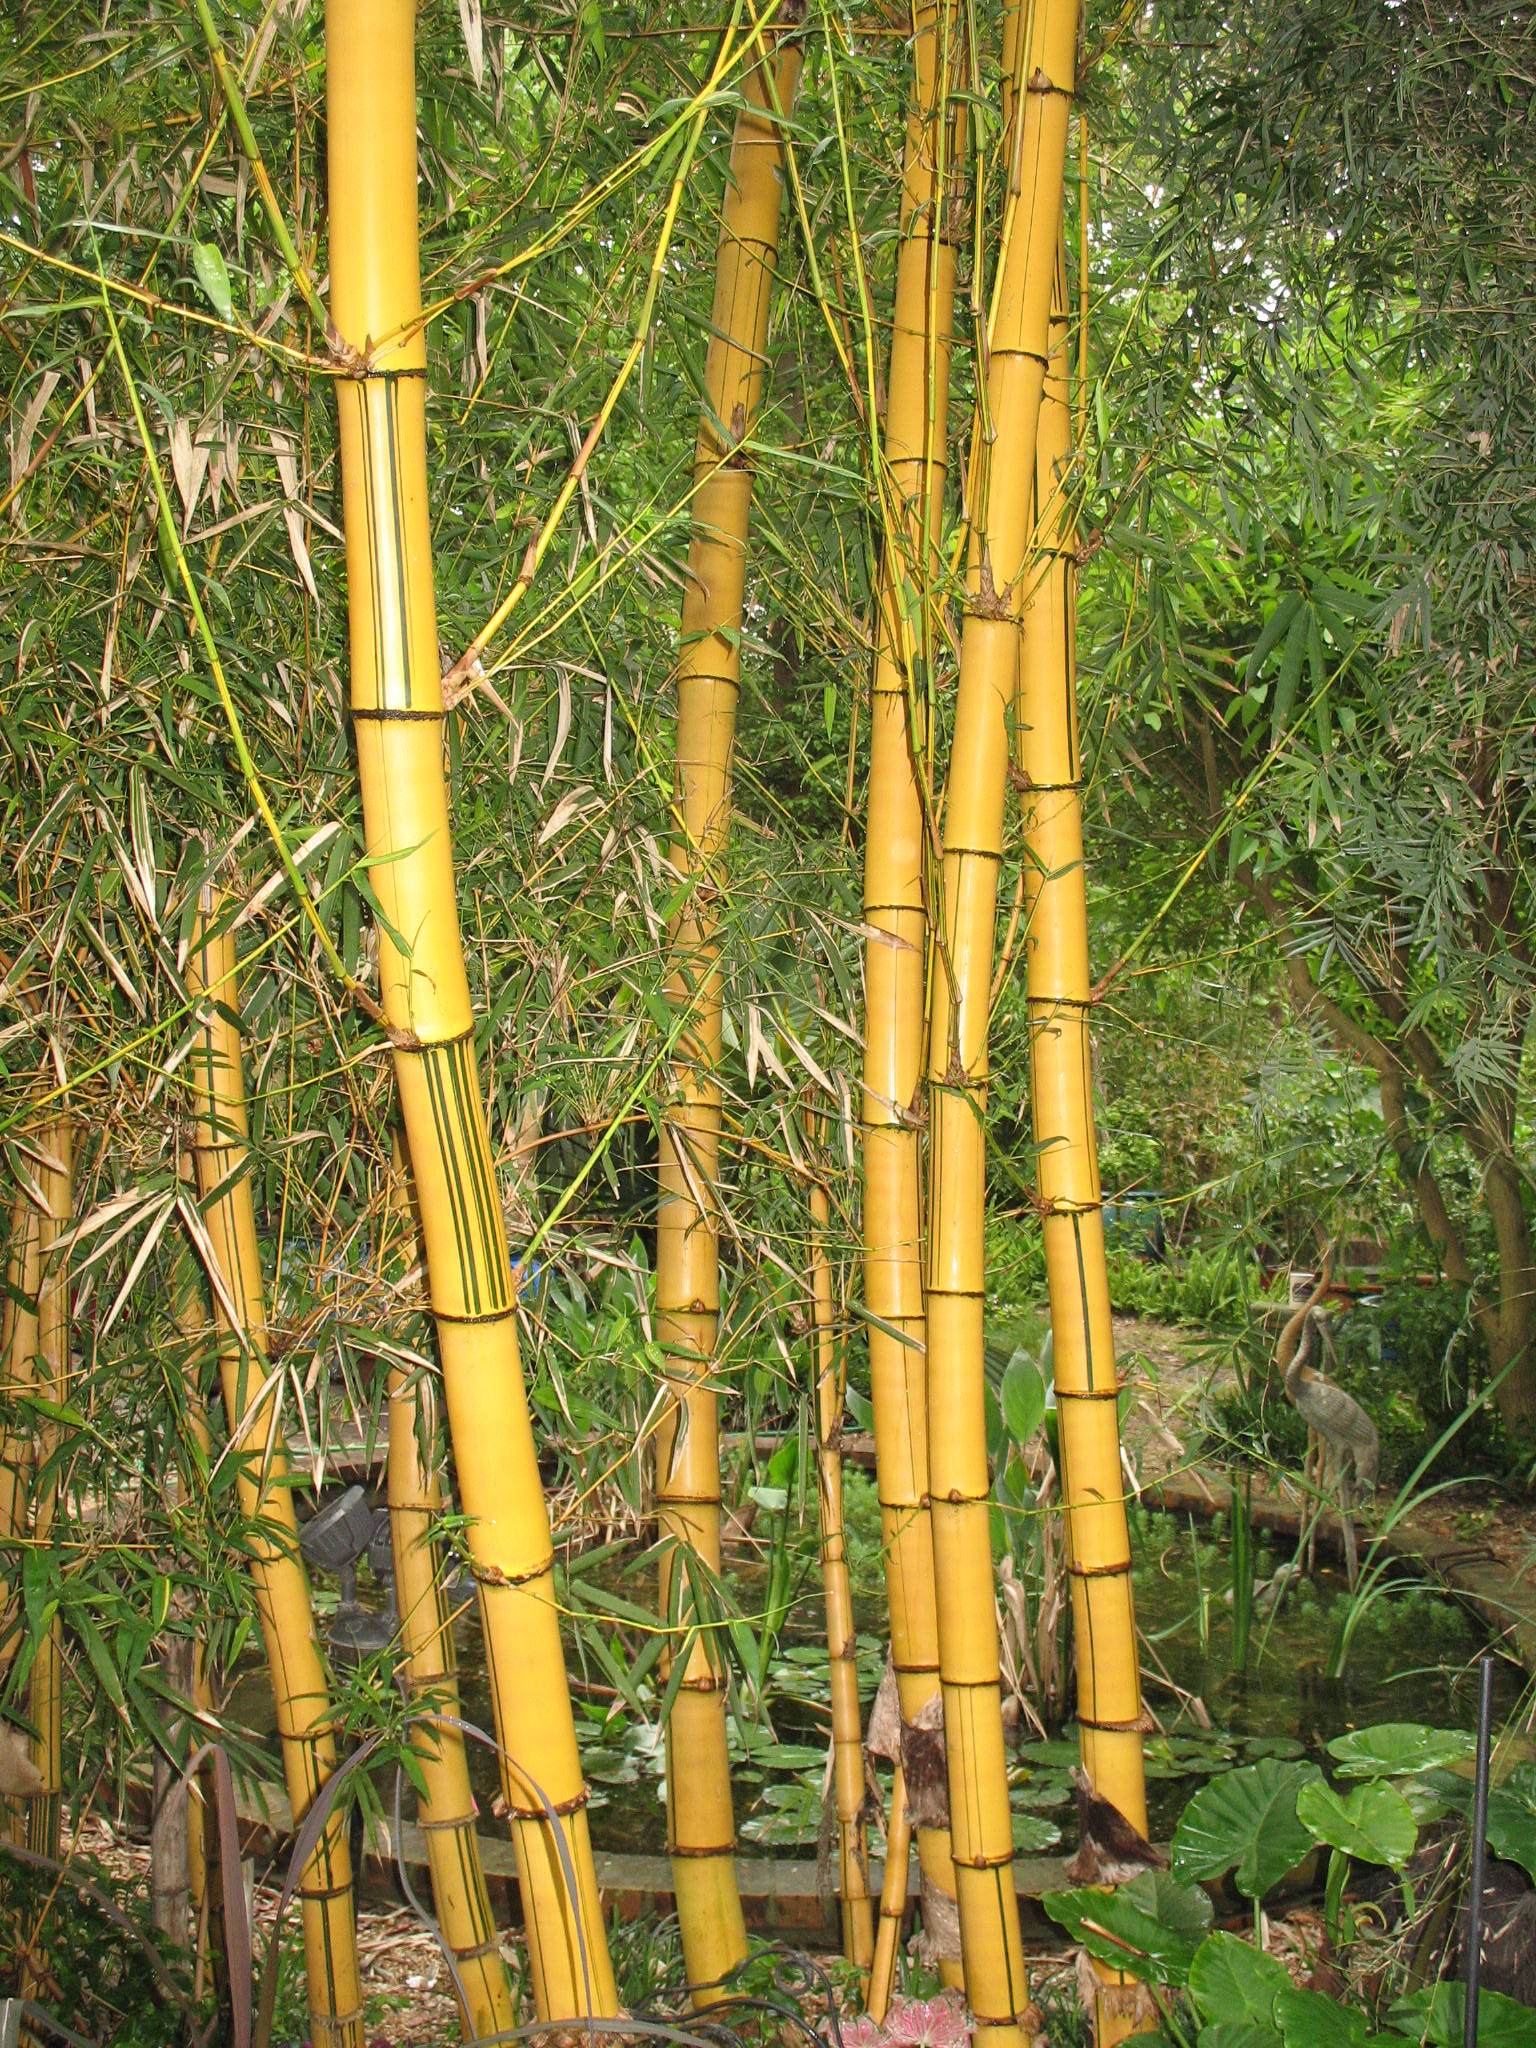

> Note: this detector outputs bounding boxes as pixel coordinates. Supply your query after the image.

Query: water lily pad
[1011,1809,1062,1852]
[1013,1768,1075,1811]
[1242,1737,1306,1762]
[1018,1736,1084,1770]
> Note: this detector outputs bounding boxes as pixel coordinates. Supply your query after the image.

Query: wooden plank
[230,1781,1070,1931]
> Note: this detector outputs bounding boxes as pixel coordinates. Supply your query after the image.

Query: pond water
[228,1494,1527,1867]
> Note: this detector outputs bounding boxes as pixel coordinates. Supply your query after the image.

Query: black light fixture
[300,1485,397,1663]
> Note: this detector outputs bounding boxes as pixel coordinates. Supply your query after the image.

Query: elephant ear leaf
[1327,1724,1473,1779]
[1278,1987,1379,2048]
[1042,1870,1212,1987]
[1188,1930,1290,2032]
[1389,1983,1536,2048]
[1487,1765,1536,1885]
[1296,1780,1418,1869]
[1172,1760,1322,1900]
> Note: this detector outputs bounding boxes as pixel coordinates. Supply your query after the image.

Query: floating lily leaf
[1173,1760,1322,1900]
[1327,1725,1474,1779]
[1011,1809,1062,1852]
[1043,1871,1213,1987]
[1296,1779,1418,1869]
[1243,1738,1306,1763]
[1013,1768,1076,1811]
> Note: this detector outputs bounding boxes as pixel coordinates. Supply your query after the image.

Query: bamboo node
[324,320,366,374]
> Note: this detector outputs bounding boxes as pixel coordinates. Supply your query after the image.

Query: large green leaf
[1295,1780,1418,1869]
[1278,1987,1379,2048]
[1188,1931,1291,2030]
[1173,1760,1323,1900]
[1488,1765,1536,1884]
[1388,1984,1536,2048]
[1043,1871,1213,1987]
[1000,1348,1046,1445]
[1327,1726,1475,1779]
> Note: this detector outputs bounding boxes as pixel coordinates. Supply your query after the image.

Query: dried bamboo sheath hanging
[860,1,965,2011]
[187,912,364,2048]
[326,0,615,2018]
[655,30,802,1996]
[925,1,1078,2040]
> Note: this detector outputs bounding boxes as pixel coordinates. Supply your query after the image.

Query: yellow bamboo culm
[185,907,363,2048]
[868,1759,914,2015]
[325,0,615,2016]
[169,1185,219,1977]
[1017,256,1150,2047]
[807,1133,874,1974]
[382,1136,517,2044]
[925,2,1078,2040]
[861,1,965,2011]
[655,24,803,1997]
[0,1177,41,1843]
[27,1118,70,1862]
[0,1119,72,1860]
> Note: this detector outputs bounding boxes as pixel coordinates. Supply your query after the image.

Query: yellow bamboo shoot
[326,0,615,2015]
[654,27,802,1995]
[925,2,1077,2039]
[186,907,363,2048]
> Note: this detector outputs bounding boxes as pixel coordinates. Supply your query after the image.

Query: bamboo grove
[0,0,1157,2037]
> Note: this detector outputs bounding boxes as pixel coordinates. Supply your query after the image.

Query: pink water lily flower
[837,1992,973,2048]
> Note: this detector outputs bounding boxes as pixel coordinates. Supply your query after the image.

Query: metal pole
[1465,1653,1495,2048]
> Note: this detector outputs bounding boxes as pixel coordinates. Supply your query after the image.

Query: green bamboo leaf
[1243,592,1303,689]
[191,240,235,324]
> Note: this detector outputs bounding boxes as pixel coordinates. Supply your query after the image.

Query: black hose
[1464,1653,1495,2048]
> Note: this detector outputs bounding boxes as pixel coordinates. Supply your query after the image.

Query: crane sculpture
[1276,1257,1380,1588]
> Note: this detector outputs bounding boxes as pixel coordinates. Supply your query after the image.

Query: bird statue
[1277,1255,1380,1587]
[0,1720,45,1799]
[1065,1765,1168,1886]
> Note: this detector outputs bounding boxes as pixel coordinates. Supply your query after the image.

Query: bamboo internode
[926,1,1078,2038]
[860,2,964,2002]
[26,1116,69,1862]
[326,0,616,2017]
[808,1147,874,1973]
[186,908,364,2048]
[0,1118,71,1858]
[1017,264,1150,2042]
[655,26,802,1995]
[383,1138,517,2043]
